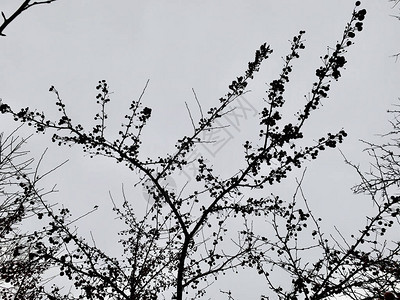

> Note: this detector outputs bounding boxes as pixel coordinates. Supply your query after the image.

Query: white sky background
[0,0,399,299]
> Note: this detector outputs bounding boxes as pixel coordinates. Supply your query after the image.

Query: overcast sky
[1,1,399,298]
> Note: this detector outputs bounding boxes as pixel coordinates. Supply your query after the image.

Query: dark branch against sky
[0,0,58,36]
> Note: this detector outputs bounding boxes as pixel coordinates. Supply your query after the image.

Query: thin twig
[192,88,204,120]
[185,102,196,131]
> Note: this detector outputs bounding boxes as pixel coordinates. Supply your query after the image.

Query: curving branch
[0,0,58,37]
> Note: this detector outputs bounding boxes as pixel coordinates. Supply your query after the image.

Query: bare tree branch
[0,0,58,37]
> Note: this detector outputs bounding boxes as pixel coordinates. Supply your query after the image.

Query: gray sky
[1,1,399,298]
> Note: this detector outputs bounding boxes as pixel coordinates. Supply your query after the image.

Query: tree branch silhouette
[0,0,58,37]
[3,2,398,300]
